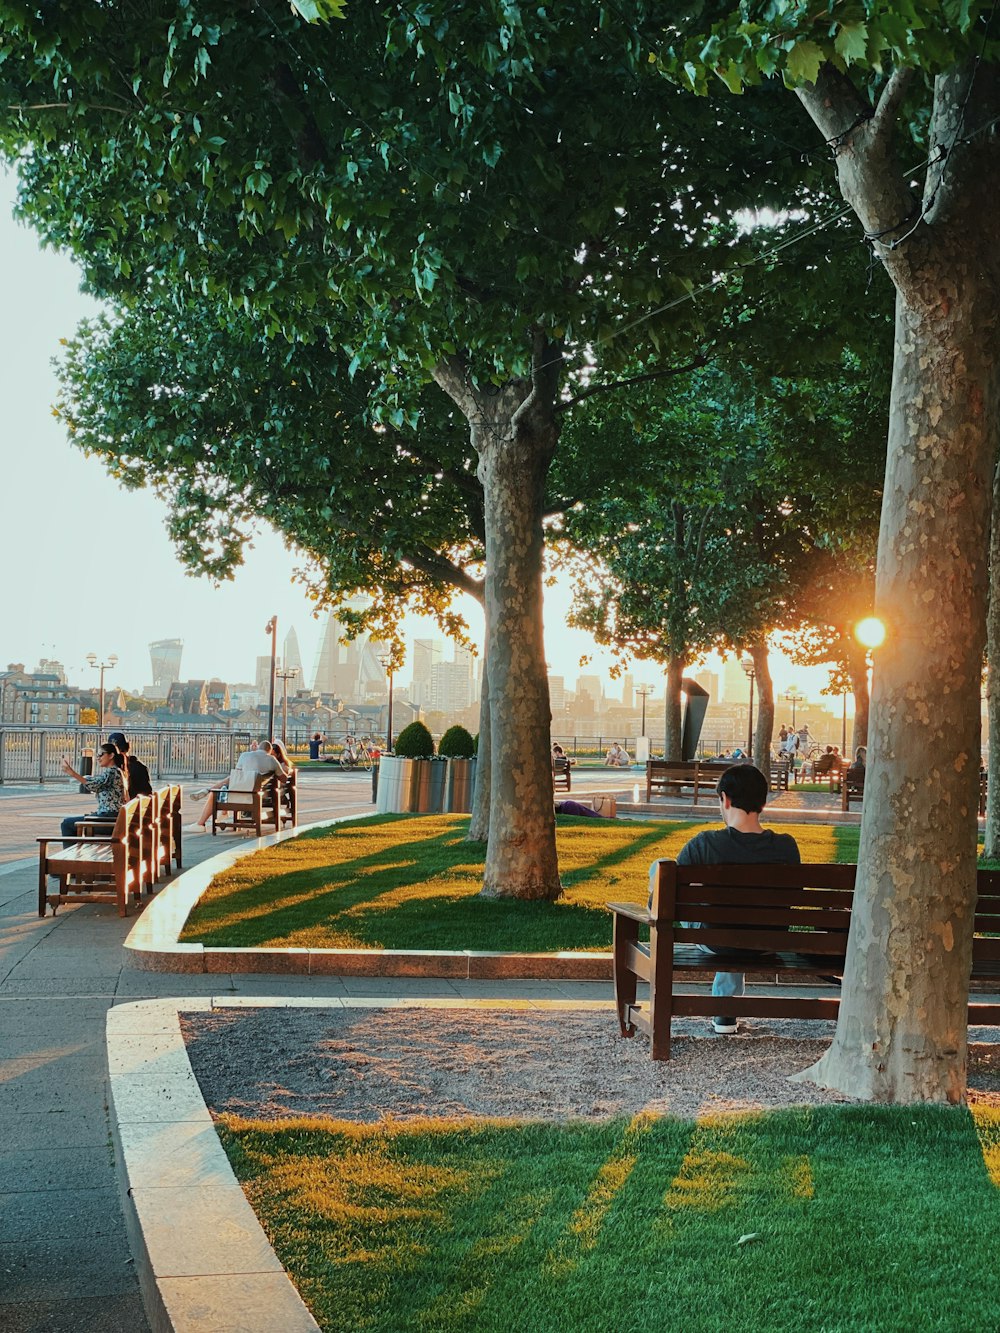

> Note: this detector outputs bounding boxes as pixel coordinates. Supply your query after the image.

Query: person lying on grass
[648,764,800,1038]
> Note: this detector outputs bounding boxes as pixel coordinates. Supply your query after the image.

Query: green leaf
[834,22,869,64]
[784,40,825,86]
[289,0,347,23]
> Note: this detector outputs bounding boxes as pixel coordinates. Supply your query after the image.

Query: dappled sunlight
[971,1104,1000,1187]
[183,813,860,953]
[545,1112,656,1278]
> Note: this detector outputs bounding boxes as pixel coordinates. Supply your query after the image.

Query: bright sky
[1,171,839,706]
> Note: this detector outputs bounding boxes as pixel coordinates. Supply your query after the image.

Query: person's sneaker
[183,823,208,834]
[712,1017,738,1035]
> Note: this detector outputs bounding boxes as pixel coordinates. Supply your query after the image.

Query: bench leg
[649,928,673,1061]
[38,856,47,918]
[613,917,639,1037]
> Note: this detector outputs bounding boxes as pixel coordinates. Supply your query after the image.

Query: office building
[410,638,444,708]
[282,627,304,682]
[148,639,184,698]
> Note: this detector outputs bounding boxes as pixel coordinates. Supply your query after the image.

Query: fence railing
[0,728,252,784]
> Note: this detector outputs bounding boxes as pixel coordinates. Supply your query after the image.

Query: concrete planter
[444,756,477,813]
[375,755,448,814]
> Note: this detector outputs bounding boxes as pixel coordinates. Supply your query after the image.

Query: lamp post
[275,667,298,746]
[264,617,277,740]
[784,686,805,730]
[635,683,654,739]
[378,654,395,750]
[741,655,755,756]
[85,652,118,731]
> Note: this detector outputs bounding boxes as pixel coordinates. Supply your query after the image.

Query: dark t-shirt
[677,827,801,868]
[125,756,153,798]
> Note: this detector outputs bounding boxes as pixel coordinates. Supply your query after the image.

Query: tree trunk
[984,457,1000,861]
[434,341,563,900]
[791,59,1000,1103]
[664,655,685,761]
[475,416,560,897]
[467,650,491,842]
[846,642,870,756]
[749,640,774,774]
[795,293,998,1103]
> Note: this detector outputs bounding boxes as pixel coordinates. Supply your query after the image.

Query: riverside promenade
[0,772,628,1331]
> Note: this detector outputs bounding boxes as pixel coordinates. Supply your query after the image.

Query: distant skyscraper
[255,655,273,699]
[695,670,720,704]
[148,639,183,697]
[621,673,635,710]
[548,674,566,712]
[576,674,604,709]
[283,627,304,682]
[721,655,750,703]
[411,638,444,708]
[312,602,390,703]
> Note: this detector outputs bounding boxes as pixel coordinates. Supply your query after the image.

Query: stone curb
[107,993,630,1332]
[122,811,862,982]
[106,998,321,1333]
[123,815,617,980]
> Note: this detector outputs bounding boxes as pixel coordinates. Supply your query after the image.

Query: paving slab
[1,1107,111,1153]
[0,1231,140,1303]
[0,1146,114,1195]
[0,1057,107,1113]
[0,1187,122,1243]
[0,1290,149,1333]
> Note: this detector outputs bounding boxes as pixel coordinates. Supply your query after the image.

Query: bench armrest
[607,900,651,924]
[38,835,121,846]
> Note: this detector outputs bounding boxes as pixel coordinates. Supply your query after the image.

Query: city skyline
[2,170,838,709]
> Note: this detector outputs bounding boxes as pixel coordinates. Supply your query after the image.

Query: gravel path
[182,1008,1000,1122]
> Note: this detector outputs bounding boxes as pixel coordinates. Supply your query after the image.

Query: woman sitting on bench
[59,745,127,839]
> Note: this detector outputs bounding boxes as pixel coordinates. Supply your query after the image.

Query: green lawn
[218,1104,1000,1332]
[181,814,860,953]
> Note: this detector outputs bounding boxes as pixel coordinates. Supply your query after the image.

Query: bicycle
[339,737,374,770]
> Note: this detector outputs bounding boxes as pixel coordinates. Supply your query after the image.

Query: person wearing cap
[108,731,153,798]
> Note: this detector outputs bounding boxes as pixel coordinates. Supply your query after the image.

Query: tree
[665,6,1000,1102]
[0,1,834,899]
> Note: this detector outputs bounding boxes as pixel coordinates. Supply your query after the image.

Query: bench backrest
[650,860,1000,965]
[651,860,857,957]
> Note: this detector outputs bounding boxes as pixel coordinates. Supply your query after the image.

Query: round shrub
[393,720,435,758]
[438,725,476,758]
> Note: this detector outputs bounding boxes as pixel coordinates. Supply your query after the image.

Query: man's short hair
[716,764,768,814]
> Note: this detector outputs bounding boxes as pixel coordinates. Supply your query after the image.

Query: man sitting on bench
[650,764,800,1036]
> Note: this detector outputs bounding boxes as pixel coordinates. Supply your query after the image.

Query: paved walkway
[0,776,614,1330]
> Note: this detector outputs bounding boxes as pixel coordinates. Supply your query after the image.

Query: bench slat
[672,927,848,954]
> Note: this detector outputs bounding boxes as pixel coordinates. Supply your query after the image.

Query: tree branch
[407,543,484,602]
[871,66,916,147]
[555,354,709,412]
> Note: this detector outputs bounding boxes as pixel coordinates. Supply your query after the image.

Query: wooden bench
[211,770,281,837]
[76,795,156,896]
[769,758,790,792]
[645,760,719,805]
[552,757,572,792]
[264,767,298,830]
[841,777,864,811]
[38,798,146,919]
[153,785,183,879]
[610,861,1000,1059]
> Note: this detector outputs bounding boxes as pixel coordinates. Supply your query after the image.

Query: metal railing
[0,728,252,784]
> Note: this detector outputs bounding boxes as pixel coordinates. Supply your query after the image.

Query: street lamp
[85,652,118,730]
[378,654,395,751]
[275,667,298,746]
[784,686,805,730]
[635,683,654,738]
[264,617,278,740]
[741,655,755,756]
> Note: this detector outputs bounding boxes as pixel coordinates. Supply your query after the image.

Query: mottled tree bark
[846,641,870,756]
[984,458,1000,861]
[791,61,1000,1103]
[749,640,774,774]
[664,655,685,760]
[467,651,490,842]
[435,338,562,899]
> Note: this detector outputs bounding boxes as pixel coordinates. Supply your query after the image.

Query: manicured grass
[181,814,862,953]
[217,1104,1000,1333]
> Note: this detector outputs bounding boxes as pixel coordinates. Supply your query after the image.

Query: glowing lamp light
[855,616,886,649]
